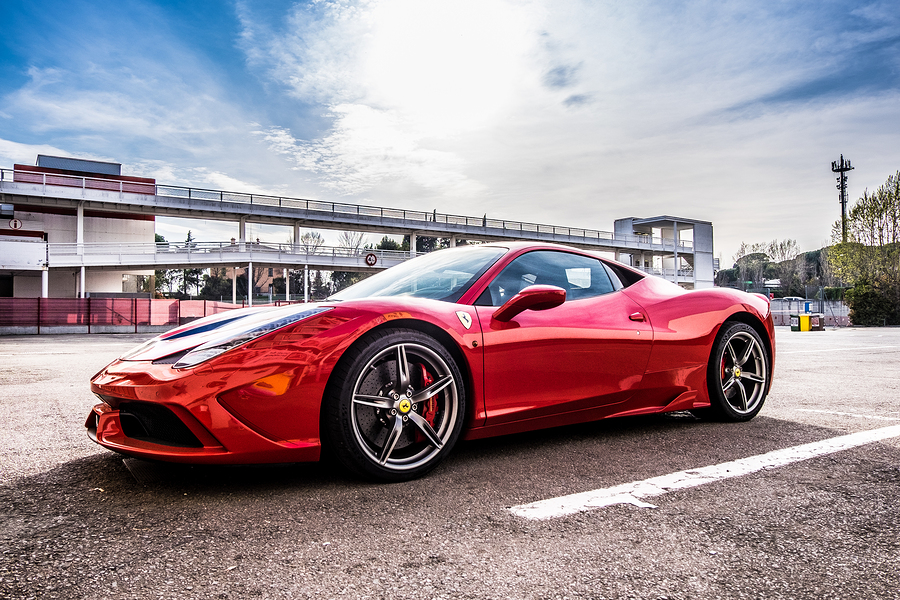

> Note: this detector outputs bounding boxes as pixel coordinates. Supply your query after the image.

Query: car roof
[475,241,634,265]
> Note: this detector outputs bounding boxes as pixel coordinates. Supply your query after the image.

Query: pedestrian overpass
[0,166,715,298]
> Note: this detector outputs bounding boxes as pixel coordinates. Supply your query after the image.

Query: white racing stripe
[509,425,900,520]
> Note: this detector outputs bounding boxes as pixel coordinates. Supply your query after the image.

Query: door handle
[629,312,645,322]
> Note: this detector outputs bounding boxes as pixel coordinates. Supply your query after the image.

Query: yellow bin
[798,314,811,331]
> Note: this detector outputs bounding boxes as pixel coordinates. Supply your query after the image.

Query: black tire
[704,322,770,422]
[323,328,466,482]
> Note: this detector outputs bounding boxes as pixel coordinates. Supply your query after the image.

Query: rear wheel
[323,328,466,481]
[704,322,770,421]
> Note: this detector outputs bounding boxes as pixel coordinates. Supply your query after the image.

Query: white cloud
[241,0,541,196]
[0,137,76,167]
[4,0,900,266]
[258,106,484,196]
[235,0,900,261]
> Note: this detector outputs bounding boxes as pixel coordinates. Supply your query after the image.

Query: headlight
[173,306,332,369]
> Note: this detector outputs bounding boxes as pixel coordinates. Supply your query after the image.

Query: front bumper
[86,357,324,465]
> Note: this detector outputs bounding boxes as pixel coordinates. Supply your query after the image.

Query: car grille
[119,402,203,448]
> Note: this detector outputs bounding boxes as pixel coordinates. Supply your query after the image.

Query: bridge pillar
[450,236,457,247]
[293,222,300,250]
[410,232,417,257]
[80,266,86,298]
[42,268,49,298]
[239,217,247,252]
[248,262,253,306]
[285,268,289,302]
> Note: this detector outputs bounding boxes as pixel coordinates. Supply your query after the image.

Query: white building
[1,156,717,299]
[0,156,155,298]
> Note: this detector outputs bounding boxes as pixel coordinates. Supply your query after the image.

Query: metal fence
[0,296,857,335]
[49,241,411,260]
[769,299,851,327]
[9,168,155,195]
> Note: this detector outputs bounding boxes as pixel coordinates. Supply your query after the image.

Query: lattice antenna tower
[831,154,854,243]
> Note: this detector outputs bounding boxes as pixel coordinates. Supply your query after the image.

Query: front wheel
[705,322,770,421]
[323,328,466,481]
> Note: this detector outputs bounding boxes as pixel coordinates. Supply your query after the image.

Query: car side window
[476,250,616,306]
[602,262,624,291]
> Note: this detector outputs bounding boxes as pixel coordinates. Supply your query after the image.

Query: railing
[48,241,411,262]
[1,168,694,251]
[4,168,155,195]
[635,266,694,279]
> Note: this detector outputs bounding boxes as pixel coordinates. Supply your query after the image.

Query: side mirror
[492,285,566,322]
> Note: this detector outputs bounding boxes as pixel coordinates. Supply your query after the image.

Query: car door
[473,250,653,425]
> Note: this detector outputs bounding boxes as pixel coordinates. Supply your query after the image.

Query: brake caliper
[418,363,438,429]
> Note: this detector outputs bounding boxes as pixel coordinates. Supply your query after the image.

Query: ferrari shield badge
[456,311,473,330]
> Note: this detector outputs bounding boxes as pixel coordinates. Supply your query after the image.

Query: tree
[198,268,233,300]
[402,235,450,253]
[828,171,900,325]
[272,276,286,295]
[337,230,365,252]
[716,239,813,295]
[766,239,804,296]
[331,231,371,293]
[179,231,204,296]
[300,231,325,254]
[289,270,305,298]
[330,269,369,293]
[731,243,770,291]
[375,236,402,251]
[153,234,178,297]
[285,231,327,300]
[289,268,332,300]
[312,270,329,299]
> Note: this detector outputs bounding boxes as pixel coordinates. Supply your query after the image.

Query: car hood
[120,303,336,362]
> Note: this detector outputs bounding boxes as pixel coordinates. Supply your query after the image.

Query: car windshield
[329,245,507,303]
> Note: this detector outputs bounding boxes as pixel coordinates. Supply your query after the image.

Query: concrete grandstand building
[1,155,716,303]
[1,156,155,298]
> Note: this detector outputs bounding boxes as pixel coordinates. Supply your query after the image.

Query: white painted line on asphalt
[509,425,900,520]
[0,352,83,356]
[797,408,900,421]
[779,345,897,354]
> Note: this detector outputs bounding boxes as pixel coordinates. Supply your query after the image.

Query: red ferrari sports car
[87,242,774,481]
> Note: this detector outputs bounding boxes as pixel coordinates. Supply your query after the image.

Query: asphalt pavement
[1,328,899,599]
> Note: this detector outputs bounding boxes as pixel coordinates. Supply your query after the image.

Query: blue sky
[1,0,898,263]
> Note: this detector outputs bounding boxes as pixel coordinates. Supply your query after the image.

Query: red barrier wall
[0,298,244,333]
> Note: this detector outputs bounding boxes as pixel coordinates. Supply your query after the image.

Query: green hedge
[844,282,899,326]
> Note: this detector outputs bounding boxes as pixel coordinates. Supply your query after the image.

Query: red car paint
[87,242,774,465]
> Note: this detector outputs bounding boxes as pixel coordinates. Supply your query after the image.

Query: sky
[1,0,899,265]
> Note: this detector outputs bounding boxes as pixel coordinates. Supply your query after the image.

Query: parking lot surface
[1,328,899,599]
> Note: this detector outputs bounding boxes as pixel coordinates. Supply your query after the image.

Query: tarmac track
[1,328,899,599]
